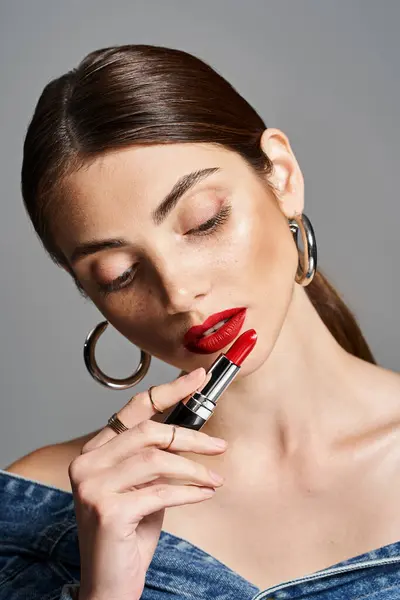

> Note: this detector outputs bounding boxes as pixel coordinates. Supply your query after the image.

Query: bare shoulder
[4,412,165,492]
[4,429,101,493]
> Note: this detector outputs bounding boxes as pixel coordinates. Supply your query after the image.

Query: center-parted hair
[20,43,375,364]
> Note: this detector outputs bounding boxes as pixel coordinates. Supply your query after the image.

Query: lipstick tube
[163,329,257,430]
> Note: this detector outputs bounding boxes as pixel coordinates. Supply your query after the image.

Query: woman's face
[54,129,303,375]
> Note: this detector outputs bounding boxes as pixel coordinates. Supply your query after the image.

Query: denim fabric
[1,468,400,600]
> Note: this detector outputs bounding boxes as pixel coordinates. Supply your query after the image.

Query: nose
[155,257,210,316]
[164,285,200,315]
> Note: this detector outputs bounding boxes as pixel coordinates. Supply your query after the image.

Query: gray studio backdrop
[0,1,399,467]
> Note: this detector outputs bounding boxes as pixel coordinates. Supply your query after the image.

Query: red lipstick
[164,329,258,430]
[225,329,258,365]
[184,307,247,354]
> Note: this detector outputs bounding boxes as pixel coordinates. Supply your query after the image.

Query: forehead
[54,142,242,251]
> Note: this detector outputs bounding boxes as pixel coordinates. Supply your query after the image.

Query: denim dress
[1,468,400,599]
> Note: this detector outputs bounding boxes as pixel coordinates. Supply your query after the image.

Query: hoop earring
[83,321,151,390]
[288,212,317,286]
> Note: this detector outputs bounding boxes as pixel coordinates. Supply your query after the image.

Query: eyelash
[186,203,231,236]
[96,203,232,297]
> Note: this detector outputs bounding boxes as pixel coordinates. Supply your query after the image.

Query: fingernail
[185,368,205,381]
[199,486,216,496]
[209,470,225,485]
[211,437,227,449]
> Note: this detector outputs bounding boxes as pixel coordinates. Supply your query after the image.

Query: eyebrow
[69,167,221,265]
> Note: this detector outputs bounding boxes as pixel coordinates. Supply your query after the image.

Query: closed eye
[96,203,232,297]
[186,204,231,236]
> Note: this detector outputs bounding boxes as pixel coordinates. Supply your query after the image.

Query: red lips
[183,307,247,354]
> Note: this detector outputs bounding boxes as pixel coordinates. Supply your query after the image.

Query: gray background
[0,1,398,467]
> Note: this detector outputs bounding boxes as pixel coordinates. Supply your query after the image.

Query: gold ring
[148,386,164,414]
[107,412,129,435]
[164,425,177,450]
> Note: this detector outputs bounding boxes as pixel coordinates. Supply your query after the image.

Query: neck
[200,285,375,474]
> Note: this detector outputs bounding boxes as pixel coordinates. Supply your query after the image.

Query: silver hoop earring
[83,321,151,390]
[288,212,317,286]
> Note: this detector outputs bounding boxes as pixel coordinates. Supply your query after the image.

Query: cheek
[231,204,298,301]
[225,206,290,274]
[97,287,168,346]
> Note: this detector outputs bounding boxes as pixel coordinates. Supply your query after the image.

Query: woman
[1,43,400,600]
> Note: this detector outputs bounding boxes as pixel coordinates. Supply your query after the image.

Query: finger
[128,483,217,522]
[82,419,228,466]
[83,367,207,451]
[95,484,216,531]
[99,448,225,493]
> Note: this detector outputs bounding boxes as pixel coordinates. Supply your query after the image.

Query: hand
[68,368,228,600]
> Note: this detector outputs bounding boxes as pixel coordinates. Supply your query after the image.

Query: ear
[260,128,304,218]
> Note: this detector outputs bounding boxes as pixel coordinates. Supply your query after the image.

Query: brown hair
[21,43,375,364]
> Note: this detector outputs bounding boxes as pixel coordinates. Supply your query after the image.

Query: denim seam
[252,556,400,599]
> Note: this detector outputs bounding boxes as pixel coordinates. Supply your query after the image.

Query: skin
[8,128,400,588]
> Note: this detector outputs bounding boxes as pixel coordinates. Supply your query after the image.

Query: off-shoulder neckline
[0,466,74,495]
[2,465,400,594]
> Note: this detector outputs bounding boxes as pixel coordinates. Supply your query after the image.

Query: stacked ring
[107,413,128,434]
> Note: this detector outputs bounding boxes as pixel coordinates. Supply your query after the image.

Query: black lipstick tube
[163,355,240,430]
